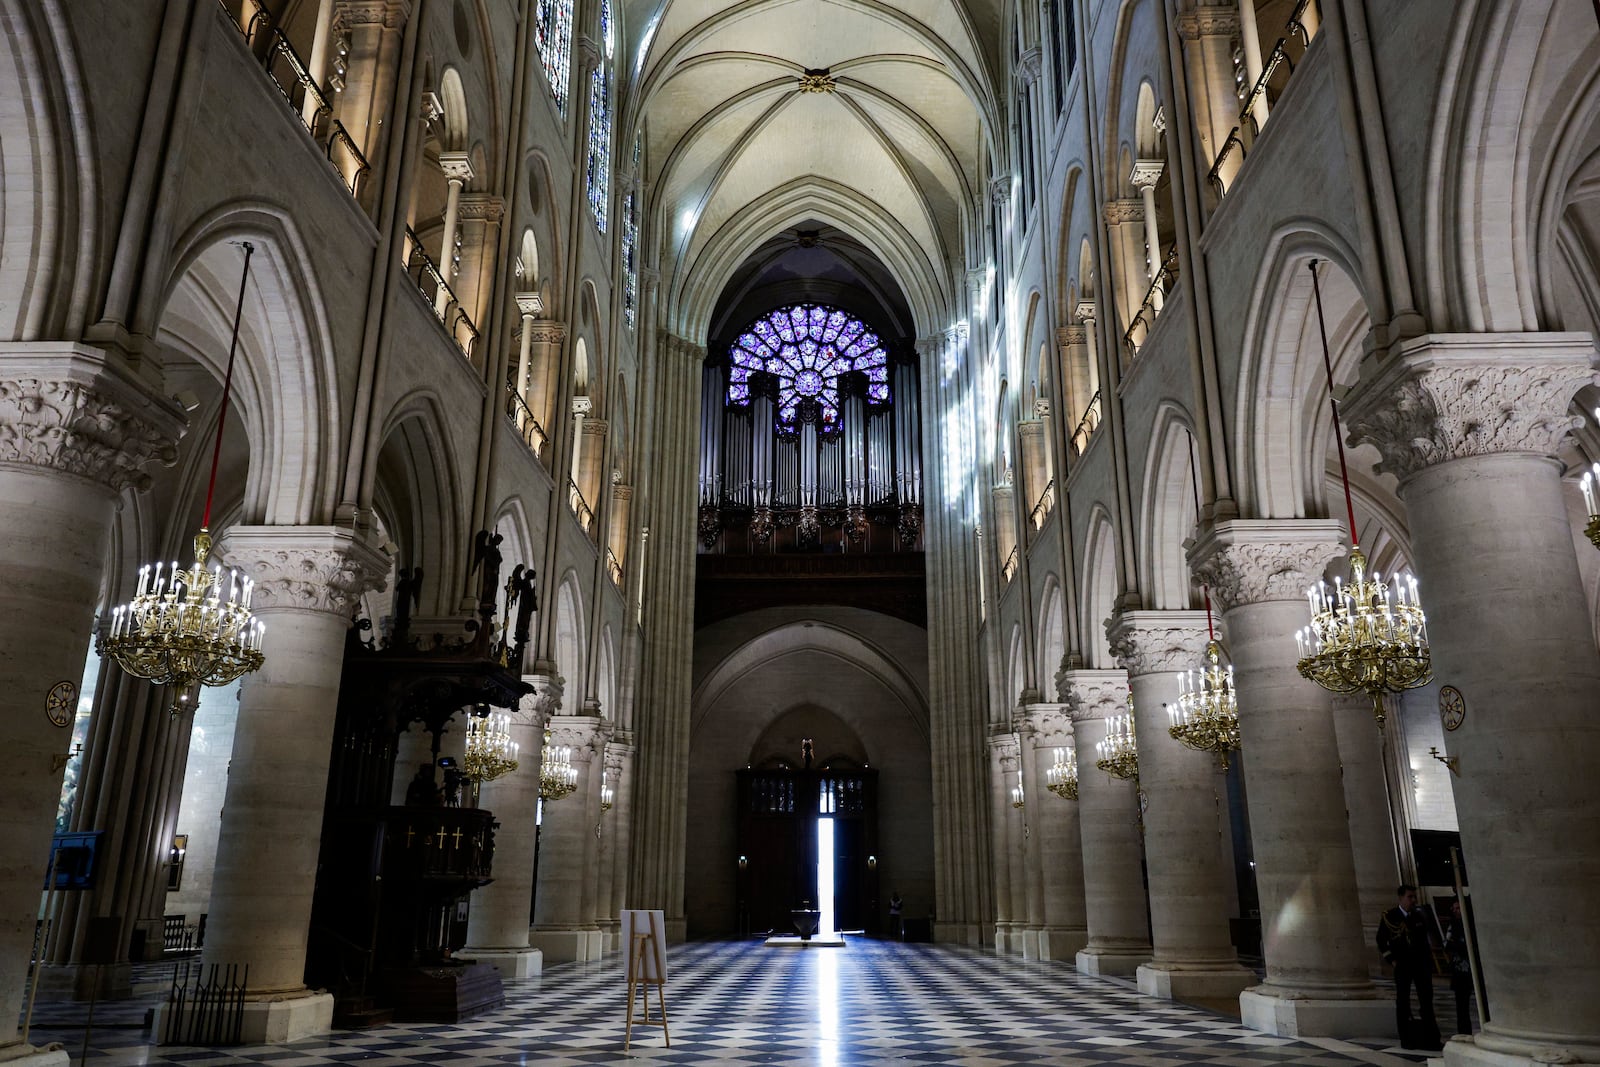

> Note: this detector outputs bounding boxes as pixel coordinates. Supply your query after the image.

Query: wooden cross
[451,826,465,848]
[406,826,415,847]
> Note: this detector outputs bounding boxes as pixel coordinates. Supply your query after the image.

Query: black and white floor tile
[22,940,1452,1066]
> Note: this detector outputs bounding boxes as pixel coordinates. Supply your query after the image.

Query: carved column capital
[1130,159,1165,189]
[457,194,504,222]
[990,177,1014,206]
[1074,299,1097,323]
[335,0,411,29]
[1105,610,1212,677]
[1102,198,1144,225]
[989,730,1021,771]
[1059,668,1129,721]
[215,526,391,617]
[515,291,544,318]
[0,344,185,493]
[1342,333,1598,483]
[548,714,608,758]
[525,320,567,346]
[1177,8,1240,39]
[1058,324,1086,347]
[523,671,565,723]
[1016,47,1043,86]
[1019,702,1075,747]
[1187,518,1346,612]
[438,151,475,185]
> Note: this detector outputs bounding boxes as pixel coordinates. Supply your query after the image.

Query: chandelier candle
[1046,747,1078,800]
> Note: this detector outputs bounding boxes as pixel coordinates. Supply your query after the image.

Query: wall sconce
[1428,746,1461,777]
[737,855,748,870]
[600,784,614,812]
[867,855,877,870]
[50,742,83,775]
[1010,785,1025,809]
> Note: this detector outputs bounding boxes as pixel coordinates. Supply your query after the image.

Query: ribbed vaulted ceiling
[623,0,1003,341]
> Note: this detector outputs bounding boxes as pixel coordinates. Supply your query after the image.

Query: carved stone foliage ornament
[1021,703,1074,747]
[1188,520,1344,613]
[0,376,181,493]
[798,68,836,94]
[525,672,565,722]
[1105,612,1210,677]
[1343,336,1598,482]
[548,715,608,757]
[216,527,391,616]
[1059,670,1130,722]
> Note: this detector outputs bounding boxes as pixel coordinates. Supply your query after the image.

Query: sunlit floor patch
[27,940,1421,1066]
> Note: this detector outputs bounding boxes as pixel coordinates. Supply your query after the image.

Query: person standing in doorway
[888,891,903,940]
[1378,884,1441,1051]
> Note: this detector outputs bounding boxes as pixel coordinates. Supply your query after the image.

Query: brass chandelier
[1578,446,1600,549]
[539,728,577,801]
[463,709,520,784]
[99,244,265,712]
[1293,261,1431,727]
[1094,696,1139,780]
[1045,746,1078,800]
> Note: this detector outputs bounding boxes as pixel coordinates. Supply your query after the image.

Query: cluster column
[200,526,390,1044]
[1060,669,1151,976]
[460,676,561,979]
[1190,519,1389,1037]
[597,736,633,953]
[1107,611,1253,1000]
[987,732,1023,954]
[0,347,182,1066]
[1345,333,1600,1066]
[529,715,608,962]
[1019,703,1087,960]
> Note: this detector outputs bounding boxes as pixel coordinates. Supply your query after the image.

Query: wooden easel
[624,929,669,1049]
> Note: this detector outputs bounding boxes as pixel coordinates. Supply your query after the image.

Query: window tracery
[726,305,890,434]
[534,0,573,115]
[586,0,614,232]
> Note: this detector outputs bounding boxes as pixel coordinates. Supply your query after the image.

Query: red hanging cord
[201,243,255,531]
[1308,260,1360,550]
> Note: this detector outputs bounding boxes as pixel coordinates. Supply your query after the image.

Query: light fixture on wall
[1293,260,1431,727]
[600,783,614,812]
[1094,696,1139,780]
[463,707,520,803]
[98,243,265,713]
[539,728,577,801]
[1010,784,1025,809]
[1046,747,1078,800]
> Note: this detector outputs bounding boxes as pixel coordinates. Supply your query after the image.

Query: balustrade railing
[1123,245,1180,362]
[568,480,596,538]
[215,6,371,200]
[503,383,548,459]
[1207,0,1321,199]
[1070,390,1103,458]
[404,227,479,357]
[1000,545,1020,584]
[606,549,624,588]
[1029,479,1056,531]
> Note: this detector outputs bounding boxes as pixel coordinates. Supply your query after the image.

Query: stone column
[1061,670,1151,976]
[0,348,181,1066]
[1013,714,1047,959]
[1102,198,1147,367]
[596,736,632,952]
[1175,7,1244,170]
[525,321,566,452]
[987,732,1018,954]
[1344,333,1600,1066]
[1026,703,1088,960]
[454,194,502,353]
[460,676,560,978]
[331,0,410,210]
[197,526,388,1044]
[530,715,606,962]
[1238,0,1269,129]
[1190,519,1389,1037]
[1108,611,1254,1000]
[1329,694,1402,975]
[433,152,473,318]
[1130,160,1165,310]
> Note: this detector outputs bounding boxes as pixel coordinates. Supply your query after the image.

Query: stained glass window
[622,188,638,329]
[534,0,573,116]
[726,304,891,431]
[586,0,614,232]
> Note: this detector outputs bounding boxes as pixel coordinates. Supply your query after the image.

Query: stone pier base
[1076,946,1150,977]
[457,947,542,979]
[1239,987,1395,1039]
[1137,962,1256,1001]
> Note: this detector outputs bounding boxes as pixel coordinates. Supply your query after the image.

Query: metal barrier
[163,961,248,1046]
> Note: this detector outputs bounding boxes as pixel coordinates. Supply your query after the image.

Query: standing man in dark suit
[1377,884,1441,1050]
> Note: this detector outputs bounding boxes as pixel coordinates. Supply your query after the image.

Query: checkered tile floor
[23,939,1433,1065]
